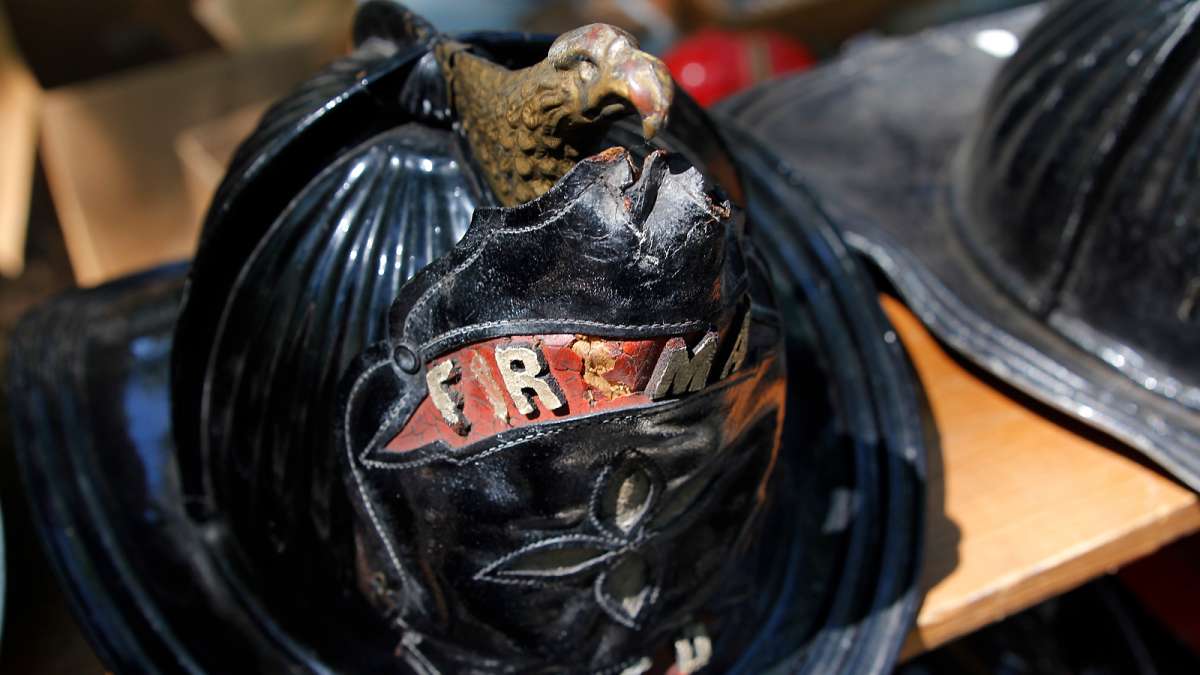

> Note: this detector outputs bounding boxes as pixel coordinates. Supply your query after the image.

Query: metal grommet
[393,343,420,374]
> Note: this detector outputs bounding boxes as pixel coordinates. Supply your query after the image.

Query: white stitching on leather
[344,359,410,587]
[360,427,561,471]
[420,318,706,357]
[403,200,575,337]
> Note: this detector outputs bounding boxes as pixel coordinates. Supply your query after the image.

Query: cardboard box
[0,3,38,277]
[3,0,215,89]
[191,0,355,52]
[3,0,352,284]
[40,44,332,285]
[175,102,267,228]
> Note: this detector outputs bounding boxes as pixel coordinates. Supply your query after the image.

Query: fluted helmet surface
[959,0,1200,404]
[718,1,1200,489]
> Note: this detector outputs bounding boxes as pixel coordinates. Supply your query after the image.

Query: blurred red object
[664,29,815,107]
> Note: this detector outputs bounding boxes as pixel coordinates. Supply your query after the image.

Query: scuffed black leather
[338,148,785,674]
[386,149,747,359]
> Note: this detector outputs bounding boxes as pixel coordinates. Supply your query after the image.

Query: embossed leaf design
[649,469,712,530]
[476,535,618,584]
[596,553,657,628]
[594,454,663,539]
[477,452,668,630]
[613,468,653,533]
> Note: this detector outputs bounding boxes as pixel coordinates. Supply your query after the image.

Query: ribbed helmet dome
[957,0,1200,404]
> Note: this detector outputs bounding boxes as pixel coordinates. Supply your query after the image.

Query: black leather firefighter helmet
[723,0,1200,490]
[8,2,926,674]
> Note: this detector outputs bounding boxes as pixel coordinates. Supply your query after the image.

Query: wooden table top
[884,296,1200,658]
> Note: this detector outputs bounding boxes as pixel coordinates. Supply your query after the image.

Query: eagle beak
[624,53,674,140]
[593,51,675,141]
